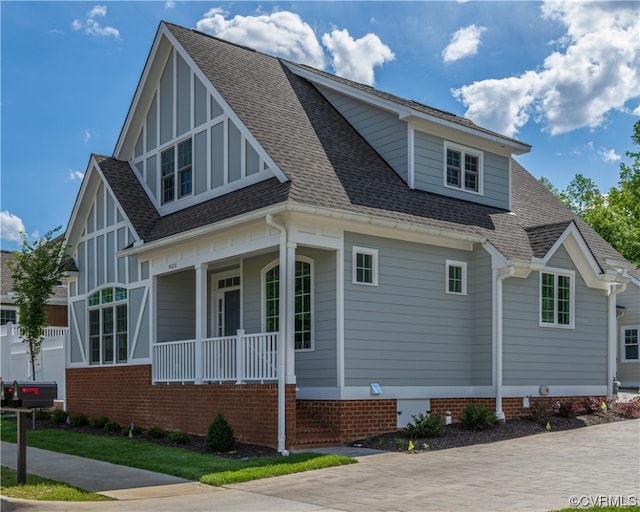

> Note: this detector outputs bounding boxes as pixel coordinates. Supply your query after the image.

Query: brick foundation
[297,399,397,441]
[66,365,296,449]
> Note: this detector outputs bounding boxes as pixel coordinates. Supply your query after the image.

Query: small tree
[8,226,67,380]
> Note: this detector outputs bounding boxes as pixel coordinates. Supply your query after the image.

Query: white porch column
[285,241,297,384]
[195,264,208,384]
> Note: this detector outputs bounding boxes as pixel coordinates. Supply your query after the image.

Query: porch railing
[152,331,278,384]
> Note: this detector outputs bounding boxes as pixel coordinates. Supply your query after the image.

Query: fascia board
[65,156,101,250]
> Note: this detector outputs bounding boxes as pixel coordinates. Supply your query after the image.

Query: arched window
[88,286,128,364]
[263,257,313,350]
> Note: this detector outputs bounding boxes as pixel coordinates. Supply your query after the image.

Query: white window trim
[445,260,467,295]
[443,141,484,196]
[87,285,129,365]
[160,136,194,205]
[352,247,378,286]
[621,325,639,363]
[260,256,315,352]
[0,306,19,325]
[539,268,575,329]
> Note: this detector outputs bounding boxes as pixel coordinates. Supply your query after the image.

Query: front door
[214,275,241,337]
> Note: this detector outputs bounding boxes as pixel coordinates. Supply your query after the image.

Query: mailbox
[1,381,57,408]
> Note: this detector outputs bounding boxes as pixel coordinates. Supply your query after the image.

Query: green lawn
[0,417,355,486]
[1,466,112,501]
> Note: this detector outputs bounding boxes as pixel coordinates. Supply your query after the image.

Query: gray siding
[228,121,241,182]
[470,247,493,385]
[617,283,640,385]
[156,269,196,342]
[344,232,475,387]
[70,301,86,363]
[146,155,157,200]
[318,86,408,182]
[211,122,224,188]
[146,93,157,151]
[130,286,149,359]
[159,55,173,145]
[502,246,608,385]
[176,53,190,137]
[414,130,510,210]
[242,249,338,387]
[194,75,207,127]
[194,130,207,195]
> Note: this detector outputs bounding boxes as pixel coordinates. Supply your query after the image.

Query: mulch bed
[351,410,633,453]
[15,406,637,459]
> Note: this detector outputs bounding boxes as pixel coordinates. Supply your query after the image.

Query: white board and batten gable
[115,23,287,217]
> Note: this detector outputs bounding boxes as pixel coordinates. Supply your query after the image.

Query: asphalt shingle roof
[95,22,637,281]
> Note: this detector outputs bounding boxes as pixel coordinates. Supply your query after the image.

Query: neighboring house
[0,250,68,400]
[617,277,640,388]
[63,22,638,451]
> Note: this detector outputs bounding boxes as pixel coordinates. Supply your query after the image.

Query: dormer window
[161,138,192,204]
[444,142,483,194]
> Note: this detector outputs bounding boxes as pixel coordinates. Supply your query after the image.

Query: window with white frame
[88,286,128,364]
[161,138,192,204]
[446,260,467,295]
[353,247,378,286]
[445,142,483,194]
[0,308,17,325]
[622,326,639,362]
[263,258,313,350]
[539,270,574,327]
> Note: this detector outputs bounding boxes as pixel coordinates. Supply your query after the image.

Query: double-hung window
[0,308,17,325]
[161,138,192,204]
[622,326,639,362]
[445,142,482,194]
[539,270,574,328]
[353,247,378,286]
[264,258,313,350]
[446,260,467,295]
[89,286,128,364]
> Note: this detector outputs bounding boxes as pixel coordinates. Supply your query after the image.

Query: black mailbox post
[1,380,58,484]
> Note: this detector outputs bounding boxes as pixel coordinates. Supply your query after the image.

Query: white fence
[0,323,68,402]
[152,331,278,384]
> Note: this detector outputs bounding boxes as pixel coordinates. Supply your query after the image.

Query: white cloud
[322,29,394,86]
[84,129,92,143]
[598,147,621,163]
[452,1,640,137]
[1,211,25,243]
[442,25,487,63]
[195,8,394,86]
[72,5,120,39]
[196,9,326,69]
[165,1,175,9]
[68,170,85,182]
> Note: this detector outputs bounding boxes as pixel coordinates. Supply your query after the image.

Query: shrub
[51,408,67,424]
[34,409,50,420]
[146,426,165,439]
[103,421,121,433]
[532,401,546,426]
[92,416,110,429]
[613,401,640,419]
[70,414,90,427]
[459,405,496,431]
[404,412,445,438]
[168,430,191,445]
[206,412,236,452]
[553,401,576,418]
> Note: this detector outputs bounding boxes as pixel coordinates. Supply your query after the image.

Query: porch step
[293,408,339,449]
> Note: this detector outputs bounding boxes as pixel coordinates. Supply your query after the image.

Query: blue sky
[1,1,639,251]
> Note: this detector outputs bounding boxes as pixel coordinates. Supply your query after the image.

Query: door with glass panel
[214,275,241,337]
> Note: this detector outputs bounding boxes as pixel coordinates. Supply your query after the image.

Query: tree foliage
[8,226,68,380]
[540,120,640,266]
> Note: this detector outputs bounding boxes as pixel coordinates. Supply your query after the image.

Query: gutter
[495,264,515,420]
[265,214,289,455]
[607,282,627,398]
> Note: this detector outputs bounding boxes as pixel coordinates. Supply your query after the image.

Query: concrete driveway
[2,419,639,512]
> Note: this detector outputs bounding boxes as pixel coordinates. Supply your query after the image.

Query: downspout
[495,265,515,421]
[266,214,289,455]
[607,282,627,399]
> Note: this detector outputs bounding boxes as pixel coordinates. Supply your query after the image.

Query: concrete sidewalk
[2,419,639,511]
